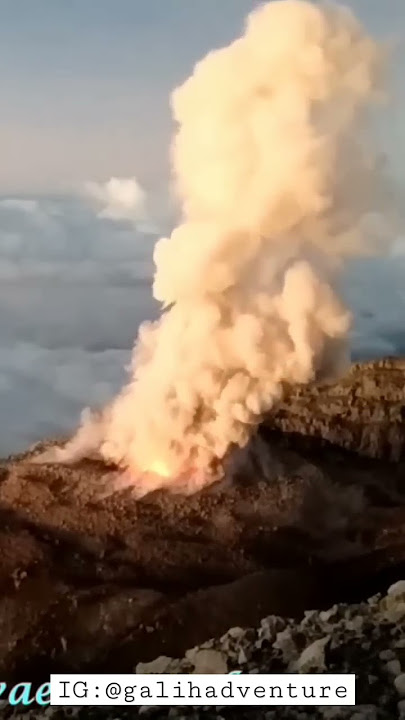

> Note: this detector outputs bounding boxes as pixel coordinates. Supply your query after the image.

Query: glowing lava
[122,459,211,497]
[145,460,172,478]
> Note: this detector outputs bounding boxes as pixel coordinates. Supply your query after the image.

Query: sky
[0,0,403,195]
[0,0,404,455]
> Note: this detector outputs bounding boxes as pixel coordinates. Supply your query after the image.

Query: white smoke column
[46,0,391,490]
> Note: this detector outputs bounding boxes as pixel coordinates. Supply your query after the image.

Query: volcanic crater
[1,357,405,684]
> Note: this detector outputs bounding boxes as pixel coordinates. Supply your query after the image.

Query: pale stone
[186,647,228,674]
[388,581,405,597]
[394,673,405,696]
[136,655,173,674]
[386,659,401,676]
[379,649,395,661]
[296,636,330,672]
[273,627,297,664]
[228,626,244,639]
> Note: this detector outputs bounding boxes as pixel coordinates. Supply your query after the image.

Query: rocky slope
[266,357,405,462]
[0,358,405,692]
[128,578,405,720]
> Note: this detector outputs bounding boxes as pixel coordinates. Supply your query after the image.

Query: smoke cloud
[39,0,396,493]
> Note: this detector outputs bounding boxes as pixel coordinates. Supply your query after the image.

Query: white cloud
[0,342,129,456]
[0,191,158,276]
[0,190,163,455]
[83,176,157,231]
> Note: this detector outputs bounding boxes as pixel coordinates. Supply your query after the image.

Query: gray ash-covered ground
[1,358,405,714]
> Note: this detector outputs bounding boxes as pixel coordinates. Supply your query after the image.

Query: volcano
[1,357,405,685]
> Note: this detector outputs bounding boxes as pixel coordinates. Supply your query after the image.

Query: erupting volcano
[35,0,396,496]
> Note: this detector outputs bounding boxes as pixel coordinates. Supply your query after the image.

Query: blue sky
[0,0,403,194]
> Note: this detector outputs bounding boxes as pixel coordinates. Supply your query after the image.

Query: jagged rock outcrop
[267,357,405,461]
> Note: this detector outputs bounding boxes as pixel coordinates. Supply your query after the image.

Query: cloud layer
[0,182,160,455]
[0,177,404,458]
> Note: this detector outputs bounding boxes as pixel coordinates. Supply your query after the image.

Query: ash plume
[39,0,396,491]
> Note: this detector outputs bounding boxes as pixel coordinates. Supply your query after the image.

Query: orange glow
[145,459,172,478]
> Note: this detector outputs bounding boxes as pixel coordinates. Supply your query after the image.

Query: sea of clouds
[0,175,404,457]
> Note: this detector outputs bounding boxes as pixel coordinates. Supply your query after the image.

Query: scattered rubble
[5,581,405,719]
[2,358,405,718]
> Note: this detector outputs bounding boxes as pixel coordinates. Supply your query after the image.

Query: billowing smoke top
[46,0,393,488]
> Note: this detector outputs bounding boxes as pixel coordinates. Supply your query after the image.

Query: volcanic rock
[266,357,405,461]
[0,358,405,688]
